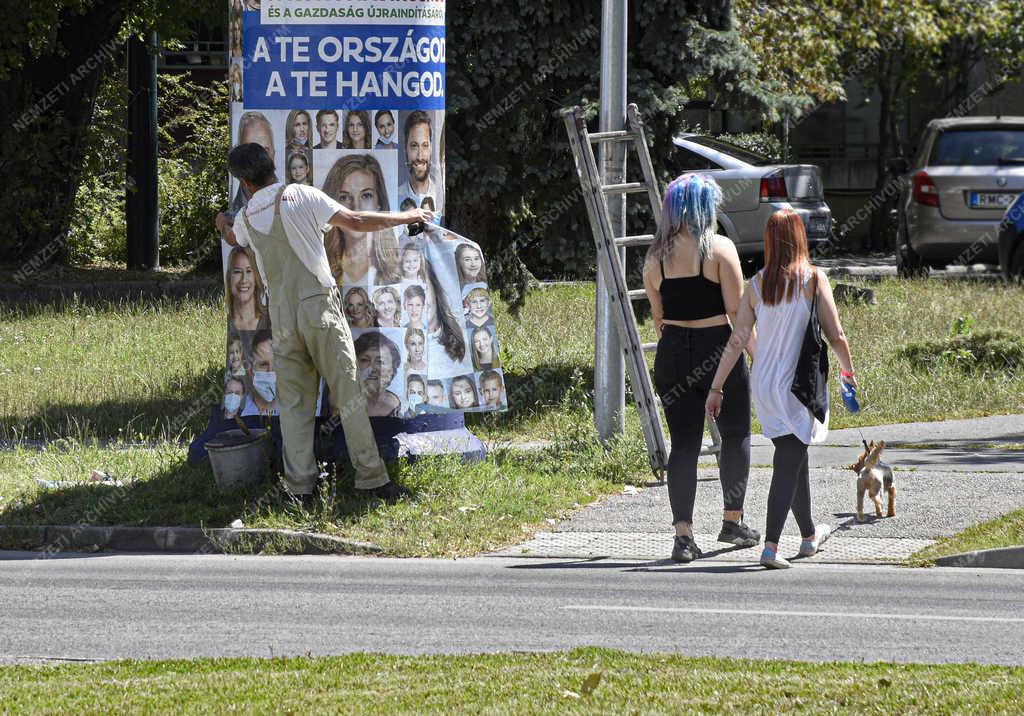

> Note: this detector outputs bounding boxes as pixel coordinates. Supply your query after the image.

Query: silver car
[671,134,832,266]
[895,116,1024,276]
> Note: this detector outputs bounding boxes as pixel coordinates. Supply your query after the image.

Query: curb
[0,525,382,556]
[932,545,1024,569]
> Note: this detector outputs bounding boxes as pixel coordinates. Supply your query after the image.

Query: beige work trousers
[270,287,390,494]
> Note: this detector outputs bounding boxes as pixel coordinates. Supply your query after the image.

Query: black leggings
[765,434,817,544]
[654,325,751,526]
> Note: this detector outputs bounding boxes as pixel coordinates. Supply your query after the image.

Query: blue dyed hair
[649,173,722,261]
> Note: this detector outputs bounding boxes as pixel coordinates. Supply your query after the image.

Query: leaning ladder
[563,103,722,478]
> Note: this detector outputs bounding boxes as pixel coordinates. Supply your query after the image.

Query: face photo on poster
[342,109,374,150]
[371,284,402,328]
[463,283,495,329]
[286,148,313,186]
[469,324,501,371]
[229,0,243,58]
[400,281,429,330]
[372,109,399,149]
[403,326,427,374]
[477,369,507,410]
[284,109,315,152]
[396,109,444,217]
[314,150,402,287]
[230,61,244,103]
[229,106,288,212]
[353,328,406,417]
[243,328,280,417]
[313,109,343,150]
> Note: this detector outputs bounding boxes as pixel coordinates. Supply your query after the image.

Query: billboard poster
[222,0,507,426]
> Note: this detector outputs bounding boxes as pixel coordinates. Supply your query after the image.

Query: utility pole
[595,0,627,442]
[126,32,160,270]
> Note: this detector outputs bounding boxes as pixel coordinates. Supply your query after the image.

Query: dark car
[997,193,1024,281]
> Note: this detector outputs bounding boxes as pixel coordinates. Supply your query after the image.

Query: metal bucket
[207,429,271,491]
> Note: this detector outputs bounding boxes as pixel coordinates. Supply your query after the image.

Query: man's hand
[403,208,435,226]
[216,211,238,246]
[216,211,235,234]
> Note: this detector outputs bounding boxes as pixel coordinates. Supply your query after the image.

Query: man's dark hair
[316,109,339,125]
[404,110,432,145]
[229,143,276,186]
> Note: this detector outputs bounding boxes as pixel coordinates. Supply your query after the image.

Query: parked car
[670,134,832,267]
[997,192,1024,281]
[893,116,1024,277]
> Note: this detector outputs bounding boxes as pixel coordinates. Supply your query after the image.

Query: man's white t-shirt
[231,182,342,290]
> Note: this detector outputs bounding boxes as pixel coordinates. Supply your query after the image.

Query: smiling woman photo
[470,325,501,371]
[285,109,312,150]
[226,246,267,332]
[343,286,375,329]
[372,286,402,327]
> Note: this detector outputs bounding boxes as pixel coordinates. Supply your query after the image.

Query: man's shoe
[670,535,703,563]
[718,520,761,548]
[798,523,832,557]
[356,481,410,503]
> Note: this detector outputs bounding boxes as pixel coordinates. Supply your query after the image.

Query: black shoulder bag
[790,270,829,422]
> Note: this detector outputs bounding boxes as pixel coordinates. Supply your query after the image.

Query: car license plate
[808,216,828,235]
[970,192,1017,209]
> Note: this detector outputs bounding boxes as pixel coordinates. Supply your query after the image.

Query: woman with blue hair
[643,173,758,563]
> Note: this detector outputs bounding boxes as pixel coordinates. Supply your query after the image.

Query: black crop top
[658,256,727,321]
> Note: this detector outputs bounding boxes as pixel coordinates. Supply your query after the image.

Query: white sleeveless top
[750,268,829,445]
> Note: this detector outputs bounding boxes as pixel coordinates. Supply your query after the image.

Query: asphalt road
[1,553,1023,666]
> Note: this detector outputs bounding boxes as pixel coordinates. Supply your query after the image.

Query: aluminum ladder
[563,103,722,479]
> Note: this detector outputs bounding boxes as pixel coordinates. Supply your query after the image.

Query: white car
[671,134,833,267]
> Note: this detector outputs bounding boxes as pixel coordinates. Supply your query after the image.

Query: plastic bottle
[840,378,860,413]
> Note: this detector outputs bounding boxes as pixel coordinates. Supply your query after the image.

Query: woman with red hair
[706,209,857,569]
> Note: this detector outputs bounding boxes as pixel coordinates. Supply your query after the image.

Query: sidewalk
[490,414,1024,564]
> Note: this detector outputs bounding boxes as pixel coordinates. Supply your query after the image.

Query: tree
[0,1,215,263]
[445,0,794,303]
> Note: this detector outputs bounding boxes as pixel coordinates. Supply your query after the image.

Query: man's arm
[327,205,434,233]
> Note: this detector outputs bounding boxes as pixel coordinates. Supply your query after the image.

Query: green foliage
[900,326,1024,373]
[68,71,229,266]
[446,0,786,297]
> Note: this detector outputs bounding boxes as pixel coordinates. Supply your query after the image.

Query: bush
[900,328,1024,372]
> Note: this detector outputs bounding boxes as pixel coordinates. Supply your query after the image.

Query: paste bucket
[206,429,271,491]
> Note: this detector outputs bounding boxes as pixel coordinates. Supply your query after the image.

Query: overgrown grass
[2,278,1022,446]
[911,504,1024,564]
[2,647,1023,714]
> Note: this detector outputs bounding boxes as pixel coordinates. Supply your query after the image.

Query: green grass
[2,278,1022,446]
[911,504,1024,564]
[0,403,649,556]
[2,648,1023,714]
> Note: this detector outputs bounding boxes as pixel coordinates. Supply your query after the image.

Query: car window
[670,145,720,172]
[685,136,778,165]
[930,128,1024,166]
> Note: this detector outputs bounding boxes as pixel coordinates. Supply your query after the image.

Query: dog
[849,440,896,522]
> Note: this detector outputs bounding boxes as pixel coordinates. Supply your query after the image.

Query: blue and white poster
[222,0,507,423]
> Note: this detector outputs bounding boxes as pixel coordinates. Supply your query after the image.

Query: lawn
[911,504,1024,564]
[2,279,1022,446]
[2,647,1022,714]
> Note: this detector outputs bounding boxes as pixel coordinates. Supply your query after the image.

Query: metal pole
[127,32,160,270]
[595,0,627,441]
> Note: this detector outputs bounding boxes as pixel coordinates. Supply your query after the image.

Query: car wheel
[896,214,930,279]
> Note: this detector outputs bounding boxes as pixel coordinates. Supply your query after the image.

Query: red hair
[760,209,813,306]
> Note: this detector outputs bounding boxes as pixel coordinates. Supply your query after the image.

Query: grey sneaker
[718,520,761,548]
[671,535,703,563]
[798,523,832,557]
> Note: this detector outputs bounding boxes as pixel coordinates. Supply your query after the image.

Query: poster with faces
[223,0,503,421]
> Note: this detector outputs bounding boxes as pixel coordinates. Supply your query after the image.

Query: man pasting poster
[216,0,506,497]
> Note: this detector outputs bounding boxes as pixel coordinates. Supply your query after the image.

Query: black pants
[765,434,816,544]
[654,324,751,526]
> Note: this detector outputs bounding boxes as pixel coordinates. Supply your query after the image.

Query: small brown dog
[849,440,896,522]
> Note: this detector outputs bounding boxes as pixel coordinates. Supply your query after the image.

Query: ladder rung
[628,289,648,301]
[615,234,655,248]
[641,342,657,353]
[602,182,647,195]
[588,130,634,142]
